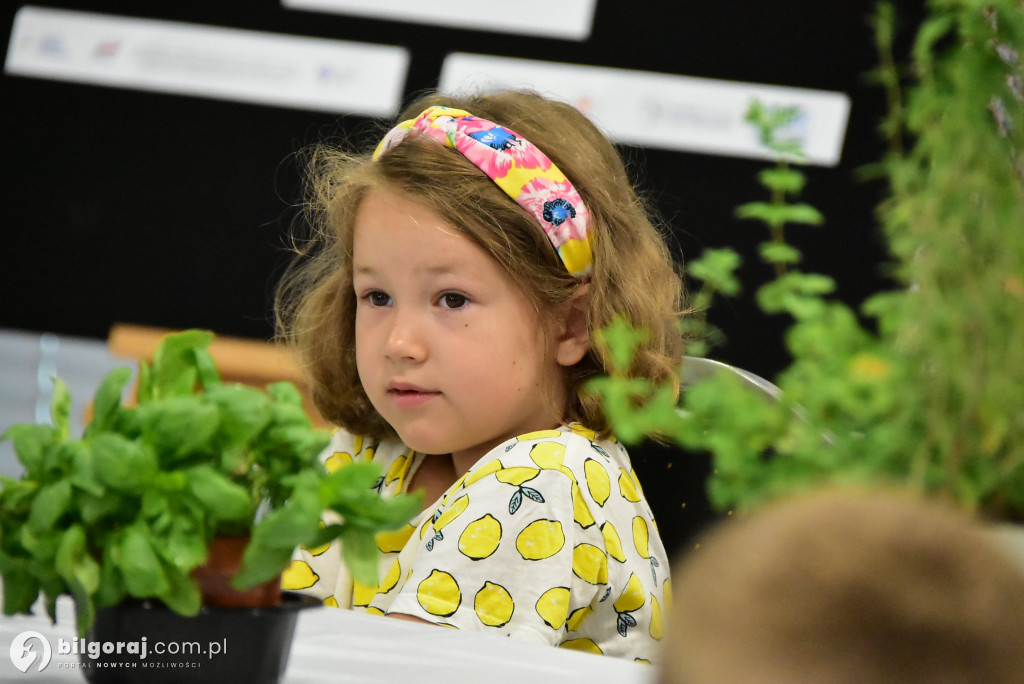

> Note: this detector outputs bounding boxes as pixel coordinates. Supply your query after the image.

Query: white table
[1,597,655,683]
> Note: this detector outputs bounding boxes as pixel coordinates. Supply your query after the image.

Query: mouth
[386,383,441,406]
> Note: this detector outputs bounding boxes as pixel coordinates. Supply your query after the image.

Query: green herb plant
[0,330,421,636]
[589,0,1024,521]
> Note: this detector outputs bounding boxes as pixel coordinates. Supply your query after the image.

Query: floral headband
[372,106,593,277]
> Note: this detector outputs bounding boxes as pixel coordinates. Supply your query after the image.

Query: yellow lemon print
[572,543,609,585]
[434,495,470,533]
[601,522,626,563]
[516,429,562,441]
[618,468,641,502]
[363,445,376,461]
[384,453,410,486]
[324,596,339,608]
[281,560,319,590]
[302,519,332,555]
[630,468,644,496]
[635,659,651,665]
[529,442,566,469]
[633,516,650,558]
[474,581,514,627]
[352,581,376,607]
[458,514,502,560]
[324,450,353,474]
[664,578,673,612]
[365,606,386,616]
[649,594,663,640]
[571,483,595,529]
[516,519,565,561]
[495,466,540,486]
[559,638,603,655]
[567,605,592,631]
[465,459,502,486]
[535,586,570,629]
[417,569,461,617]
[568,424,597,441]
[613,573,645,614]
[377,524,415,554]
[303,540,331,557]
[379,559,401,593]
[584,459,610,507]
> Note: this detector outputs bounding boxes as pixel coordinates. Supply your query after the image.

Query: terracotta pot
[192,536,283,608]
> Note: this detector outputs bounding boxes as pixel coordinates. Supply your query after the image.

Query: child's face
[352,187,567,471]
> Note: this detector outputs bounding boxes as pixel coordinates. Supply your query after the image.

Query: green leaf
[687,248,743,296]
[78,492,124,525]
[28,480,72,534]
[0,477,38,515]
[137,398,220,462]
[338,526,380,587]
[159,513,208,570]
[267,381,304,408]
[737,202,824,228]
[759,242,803,266]
[0,424,59,478]
[151,329,215,399]
[757,167,807,194]
[87,366,133,434]
[68,443,105,497]
[55,525,101,596]
[192,346,221,390]
[92,433,159,491]
[136,360,153,404]
[94,545,125,609]
[595,317,649,374]
[202,384,272,450]
[157,560,202,617]
[185,465,253,524]
[232,542,294,591]
[117,525,170,598]
[50,378,72,442]
[0,564,40,616]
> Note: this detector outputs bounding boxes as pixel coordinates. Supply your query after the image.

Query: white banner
[282,0,597,41]
[440,53,851,166]
[5,6,410,116]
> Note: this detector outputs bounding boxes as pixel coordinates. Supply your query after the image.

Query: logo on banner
[10,631,52,673]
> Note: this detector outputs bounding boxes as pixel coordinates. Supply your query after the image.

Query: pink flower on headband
[517,178,591,246]
[454,122,552,180]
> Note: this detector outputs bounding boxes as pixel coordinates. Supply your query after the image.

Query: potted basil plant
[0,329,421,682]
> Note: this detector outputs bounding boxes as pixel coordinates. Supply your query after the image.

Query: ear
[555,284,591,367]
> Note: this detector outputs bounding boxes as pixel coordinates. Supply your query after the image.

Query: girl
[276,90,684,663]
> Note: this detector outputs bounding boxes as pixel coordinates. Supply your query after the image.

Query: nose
[384,306,427,362]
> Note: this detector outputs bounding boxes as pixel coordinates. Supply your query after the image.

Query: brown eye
[367,291,391,306]
[441,293,468,309]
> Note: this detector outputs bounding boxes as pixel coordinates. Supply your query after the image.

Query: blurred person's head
[662,488,1024,684]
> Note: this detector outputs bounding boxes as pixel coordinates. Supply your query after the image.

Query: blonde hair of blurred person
[661,488,1024,684]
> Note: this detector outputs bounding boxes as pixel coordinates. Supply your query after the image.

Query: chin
[391,426,454,456]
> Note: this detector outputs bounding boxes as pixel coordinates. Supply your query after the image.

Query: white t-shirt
[284,424,670,664]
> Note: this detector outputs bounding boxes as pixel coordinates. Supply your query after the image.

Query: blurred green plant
[589,0,1024,520]
[0,330,421,636]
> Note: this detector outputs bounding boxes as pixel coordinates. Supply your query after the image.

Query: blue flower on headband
[469,127,520,152]
[542,198,577,226]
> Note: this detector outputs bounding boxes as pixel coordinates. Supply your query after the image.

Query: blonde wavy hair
[275,90,685,439]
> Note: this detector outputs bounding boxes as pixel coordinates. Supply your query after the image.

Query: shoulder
[320,428,412,474]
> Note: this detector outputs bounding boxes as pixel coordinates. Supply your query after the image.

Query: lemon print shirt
[285,424,670,664]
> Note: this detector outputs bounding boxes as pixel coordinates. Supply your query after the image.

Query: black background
[0,1,925,555]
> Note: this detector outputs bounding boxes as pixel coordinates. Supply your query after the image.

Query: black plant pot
[78,592,320,684]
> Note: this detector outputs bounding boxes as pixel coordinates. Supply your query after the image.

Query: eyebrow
[353,263,462,276]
